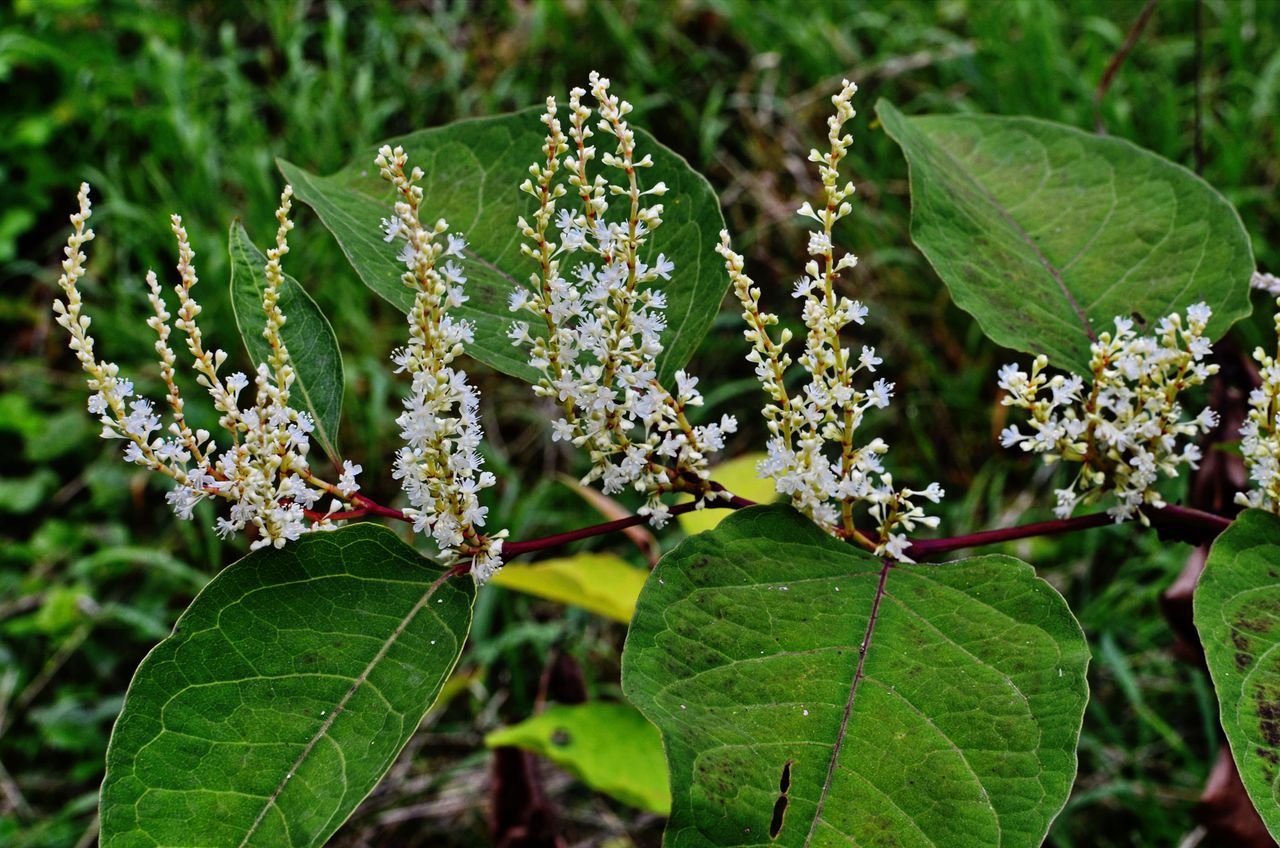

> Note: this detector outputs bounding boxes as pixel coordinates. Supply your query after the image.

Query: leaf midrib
[236,569,453,847]
[927,127,1097,343]
[229,230,338,460]
[804,558,894,846]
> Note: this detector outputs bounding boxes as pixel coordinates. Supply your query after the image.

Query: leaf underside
[228,220,345,463]
[1196,509,1280,840]
[876,100,1253,374]
[280,107,728,386]
[622,505,1090,847]
[100,524,475,848]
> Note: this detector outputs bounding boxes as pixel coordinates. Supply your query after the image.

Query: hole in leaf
[770,760,793,839]
[769,795,788,839]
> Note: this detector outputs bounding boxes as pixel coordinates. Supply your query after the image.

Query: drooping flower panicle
[507,73,736,527]
[378,145,505,580]
[53,184,366,549]
[717,79,942,560]
[998,305,1219,522]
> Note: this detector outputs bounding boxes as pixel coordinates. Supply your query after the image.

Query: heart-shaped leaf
[229,220,344,463]
[100,524,474,848]
[279,108,727,385]
[623,505,1090,847]
[877,100,1253,374]
[1195,508,1280,839]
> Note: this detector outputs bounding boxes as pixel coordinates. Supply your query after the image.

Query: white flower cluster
[1238,296,1280,512]
[507,73,736,527]
[53,184,364,549]
[716,79,943,561]
[377,145,505,580]
[1252,270,1280,295]
[998,305,1219,522]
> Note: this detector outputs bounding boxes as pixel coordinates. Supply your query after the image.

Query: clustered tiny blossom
[1251,270,1280,296]
[53,184,366,549]
[378,145,506,580]
[507,72,736,526]
[1237,294,1280,513]
[998,305,1219,523]
[716,79,943,560]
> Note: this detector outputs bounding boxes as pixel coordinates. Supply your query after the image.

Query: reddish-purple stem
[909,503,1231,557]
[500,495,757,559]
[308,482,1232,568]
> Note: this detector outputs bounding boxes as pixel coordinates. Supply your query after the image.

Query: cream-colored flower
[377,145,506,580]
[718,80,941,559]
[998,305,1219,522]
[53,184,365,550]
[507,73,735,526]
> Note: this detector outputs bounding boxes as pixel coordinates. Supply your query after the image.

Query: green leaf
[622,505,1090,847]
[100,524,474,848]
[485,702,671,814]
[279,108,727,385]
[228,220,344,463]
[876,100,1253,374]
[676,452,777,536]
[490,552,648,623]
[1195,509,1280,838]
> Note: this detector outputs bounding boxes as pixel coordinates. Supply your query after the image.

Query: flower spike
[53,184,369,549]
[377,145,506,580]
[508,73,735,527]
[718,80,942,560]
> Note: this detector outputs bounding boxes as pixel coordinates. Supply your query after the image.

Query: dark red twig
[501,495,756,559]
[908,502,1231,558]
[303,476,1233,571]
[909,511,1113,557]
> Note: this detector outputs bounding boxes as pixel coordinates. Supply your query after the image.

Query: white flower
[376,144,504,577]
[505,75,732,526]
[337,461,362,497]
[998,304,1219,522]
[1252,271,1280,296]
[1237,293,1280,514]
[51,185,370,549]
[717,80,941,558]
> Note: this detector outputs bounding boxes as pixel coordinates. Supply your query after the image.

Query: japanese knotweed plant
[46,75,1280,846]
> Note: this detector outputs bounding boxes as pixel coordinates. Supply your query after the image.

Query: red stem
[909,512,1113,557]
[303,484,1232,567]
[908,503,1232,558]
[501,495,756,559]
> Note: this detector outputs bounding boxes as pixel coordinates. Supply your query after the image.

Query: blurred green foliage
[1,0,1276,845]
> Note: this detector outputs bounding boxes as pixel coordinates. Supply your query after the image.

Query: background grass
[2,0,1277,845]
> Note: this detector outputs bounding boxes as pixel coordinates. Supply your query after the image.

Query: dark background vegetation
[2,0,1278,845]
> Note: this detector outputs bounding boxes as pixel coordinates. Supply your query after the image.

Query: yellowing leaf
[491,553,647,623]
[677,452,775,536]
[485,702,671,814]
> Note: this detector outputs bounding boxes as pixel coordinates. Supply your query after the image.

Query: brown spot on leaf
[1254,689,1280,750]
